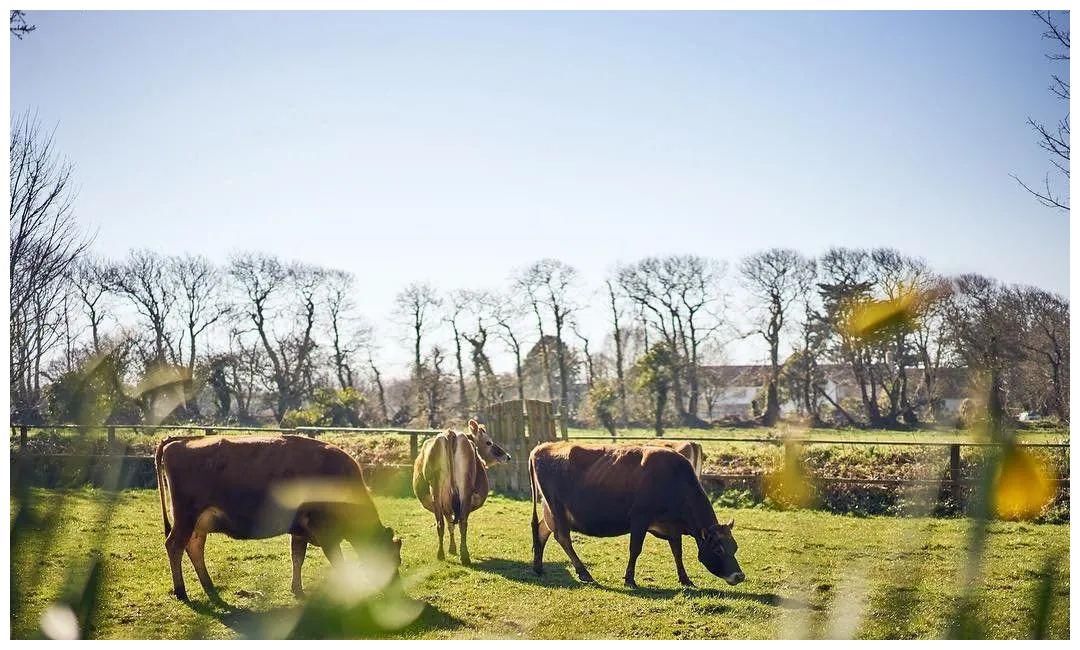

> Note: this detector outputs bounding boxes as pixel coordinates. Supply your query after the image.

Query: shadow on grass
[471,557,579,587]
[619,585,821,611]
[184,593,466,639]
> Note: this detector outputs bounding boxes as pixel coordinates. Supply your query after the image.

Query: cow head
[695,519,745,586]
[467,418,512,465]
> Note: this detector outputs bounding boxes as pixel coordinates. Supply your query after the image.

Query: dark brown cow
[155,435,401,601]
[412,419,511,564]
[529,442,744,588]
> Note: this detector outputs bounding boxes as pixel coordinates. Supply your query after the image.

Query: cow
[154,434,401,601]
[645,440,705,477]
[412,419,511,565]
[529,442,744,589]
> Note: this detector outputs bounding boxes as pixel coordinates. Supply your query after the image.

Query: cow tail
[155,438,172,536]
[450,490,462,525]
[529,454,540,553]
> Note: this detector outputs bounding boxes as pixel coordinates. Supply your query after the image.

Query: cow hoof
[174,590,189,602]
[461,555,471,566]
[449,548,457,556]
[532,565,544,576]
[679,579,696,588]
[437,550,445,561]
[291,587,305,599]
[624,578,638,589]
[576,569,595,583]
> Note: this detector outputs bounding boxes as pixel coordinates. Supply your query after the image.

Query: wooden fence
[10,421,1070,495]
[480,399,559,494]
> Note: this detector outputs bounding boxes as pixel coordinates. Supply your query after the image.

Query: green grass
[11,488,1069,639]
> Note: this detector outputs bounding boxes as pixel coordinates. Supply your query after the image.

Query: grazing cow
[412,419,511,565]
[645,440,705,477]
[154,435,401,601]
[529,442,744,589]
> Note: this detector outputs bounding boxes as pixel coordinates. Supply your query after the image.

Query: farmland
[10,488,1070,639]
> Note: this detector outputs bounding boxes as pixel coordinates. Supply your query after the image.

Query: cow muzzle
[724,571,745,586]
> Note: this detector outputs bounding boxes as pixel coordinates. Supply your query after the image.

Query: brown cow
[155,435,401,601]
[412,419,510,565]
[529,442,744,589]
[645,440,705,477]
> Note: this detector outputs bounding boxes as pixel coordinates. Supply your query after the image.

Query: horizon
[9,10,1070,379]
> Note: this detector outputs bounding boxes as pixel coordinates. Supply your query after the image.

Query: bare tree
[421,346,447,428]
[365,346,390,425]
[459,289,499,410]
[1014,10,1070,211]
[519,259,580,416]
[173,254,229,375]
[605,279,630,425]
[10,10,35,39]
[394,282,441,417]
[104,249,179,365]
[445,290,471,416]
[323,269,361,389]
[618,255,725,426]
[68,256,110,353]
[228,253,323,419]
[9,113,90,416]
[739,249,816,425]
[492,291,527,402]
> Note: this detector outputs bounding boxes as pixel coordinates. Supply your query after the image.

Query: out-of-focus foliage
[992,445,1055,520]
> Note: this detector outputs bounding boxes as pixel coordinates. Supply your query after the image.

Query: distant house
[696,363,973,422]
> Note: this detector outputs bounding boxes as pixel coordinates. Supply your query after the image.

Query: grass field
[11,488,1069,639]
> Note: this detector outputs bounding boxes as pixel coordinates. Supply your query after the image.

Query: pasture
[11,488,1069,639]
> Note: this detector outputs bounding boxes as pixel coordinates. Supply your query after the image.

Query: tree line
[9,114,1070,432]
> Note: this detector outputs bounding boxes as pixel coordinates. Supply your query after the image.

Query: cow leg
[434,511,446,561]
[624,523,647,589]
[532,510,553,575]
[447,521,457,556]
[547,504,592,583]
[164,514,195,601]
[185,531,220,601]
[668,536,694,587]
[291,534,307,597]
[458,516,470,566]
[322,540,344,567]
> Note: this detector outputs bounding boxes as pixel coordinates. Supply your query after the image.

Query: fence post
[410,432,419,462]
[559,408,568,441]
[204,427,214,436]
[107,426,116,444]
[948,443,961,500]
[20,425,28,451]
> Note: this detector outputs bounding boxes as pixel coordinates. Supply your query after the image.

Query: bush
[281,387,365,429]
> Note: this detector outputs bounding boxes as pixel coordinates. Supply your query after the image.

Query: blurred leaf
[1030,553,1061,639]
[992,446,1054,520]
[846,286,925,341]
[764,444,815,509]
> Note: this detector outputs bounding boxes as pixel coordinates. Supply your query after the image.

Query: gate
[480,399,558,495]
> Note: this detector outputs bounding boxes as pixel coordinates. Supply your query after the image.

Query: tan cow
[412,419,511,565]
[644,440,705,477]
[529,442,744,589]
[154,435,401,601]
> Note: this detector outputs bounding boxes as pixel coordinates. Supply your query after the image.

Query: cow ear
[468,419,480,433]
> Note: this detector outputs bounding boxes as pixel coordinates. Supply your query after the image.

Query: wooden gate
[480,399,557,495]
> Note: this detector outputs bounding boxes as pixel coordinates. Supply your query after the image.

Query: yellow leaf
[993,447,1055,521]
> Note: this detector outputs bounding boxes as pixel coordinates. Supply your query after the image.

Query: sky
[9,10,1071,379]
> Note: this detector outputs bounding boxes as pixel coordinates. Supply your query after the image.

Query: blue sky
[10,10,1070,376]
